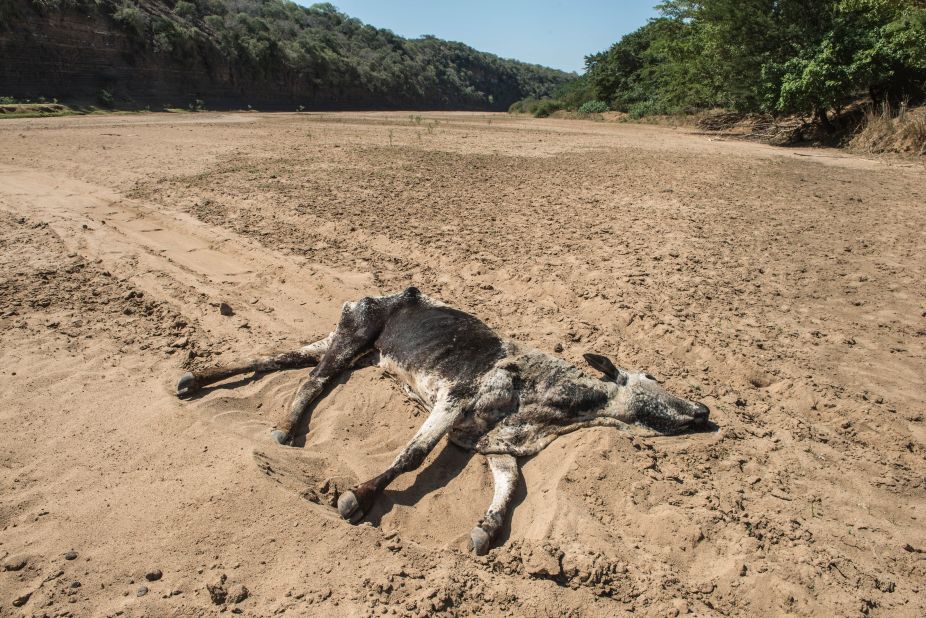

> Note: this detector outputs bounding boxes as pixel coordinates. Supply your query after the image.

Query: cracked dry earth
[0,111,924,617]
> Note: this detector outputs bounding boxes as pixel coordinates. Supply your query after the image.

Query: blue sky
[306,1,659,73]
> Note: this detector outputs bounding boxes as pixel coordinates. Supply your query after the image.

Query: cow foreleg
[272,296,389,445]
[470,454,519,555]
[176,334,333,397]
[337,394,462,523]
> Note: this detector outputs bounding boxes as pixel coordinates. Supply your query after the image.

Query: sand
[0,111,924,617]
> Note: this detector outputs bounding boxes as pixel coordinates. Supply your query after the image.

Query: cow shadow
[365,442,528,552]
[178,373,265,398]
[365,441,475,526]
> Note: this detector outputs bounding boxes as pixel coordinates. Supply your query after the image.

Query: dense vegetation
[11,0,573,109]
[514,0,926,129]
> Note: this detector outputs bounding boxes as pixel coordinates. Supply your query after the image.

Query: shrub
[509,97,566,117]
[97,88,114,107]
[628,99,677,119]
[509,98,534,114]
[113,2,148,37]
[578,100,609,114]
[173,0,196,18]
[532,99,563,117]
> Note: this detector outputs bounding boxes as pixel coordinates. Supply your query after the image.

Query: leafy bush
[113,2,148,37]
[173,1,196,18]
[508,97,536,114]
[508,97,564,117]
[532,99,563,118]
[578,100,609,114]
[97,88,114,107]
[627,99,679,119]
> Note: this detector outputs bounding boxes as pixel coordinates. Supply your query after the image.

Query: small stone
[553,343,564,353]
[739,564,748,576]
[13,591,32,607]
[145,569,162,582]
[137,586,148,597]
[71,581,82,588]
[64,551,78,560]
[219,303,234,316]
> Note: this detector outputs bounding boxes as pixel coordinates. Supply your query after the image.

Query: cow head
[584,353,711,434]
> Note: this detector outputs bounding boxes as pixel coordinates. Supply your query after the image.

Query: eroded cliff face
[0,0,461,110]
[4,1,211,107]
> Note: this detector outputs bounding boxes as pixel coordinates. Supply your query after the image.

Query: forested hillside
[516,0,926,133]
[0,0,573,110]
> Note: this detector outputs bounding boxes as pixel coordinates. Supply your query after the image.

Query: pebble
[137,586,148,597]
[13,591,32,607]
[554,343,564,353]
[219,302,234,316]
[64,551,78,561]
[145,569,163,582]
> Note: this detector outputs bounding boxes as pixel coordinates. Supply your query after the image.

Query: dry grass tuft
[850,103,926,156]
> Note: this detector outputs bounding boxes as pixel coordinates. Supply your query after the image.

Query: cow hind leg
[337,394,461,523]
[176,334,333,397]
[470,454,520,555]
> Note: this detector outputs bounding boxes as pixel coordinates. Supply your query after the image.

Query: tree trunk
[815,107,835,134]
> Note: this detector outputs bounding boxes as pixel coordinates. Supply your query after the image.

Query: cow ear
[583,353,626,384]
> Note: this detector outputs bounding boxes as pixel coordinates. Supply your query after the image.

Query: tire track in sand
[0,163,377,442]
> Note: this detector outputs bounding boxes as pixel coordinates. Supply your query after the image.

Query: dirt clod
[2,555,28,571]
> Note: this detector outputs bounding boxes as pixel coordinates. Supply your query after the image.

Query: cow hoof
[176,372,199,397]
[469,526,491,556]
[270,429,291,446]
[337,490,364,524]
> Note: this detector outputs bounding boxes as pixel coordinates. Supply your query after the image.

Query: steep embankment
[0,0,572,110]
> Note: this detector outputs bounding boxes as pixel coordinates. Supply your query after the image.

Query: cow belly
[378,354,446,406]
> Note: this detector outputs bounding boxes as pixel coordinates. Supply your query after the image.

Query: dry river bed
[0,111,924,617]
